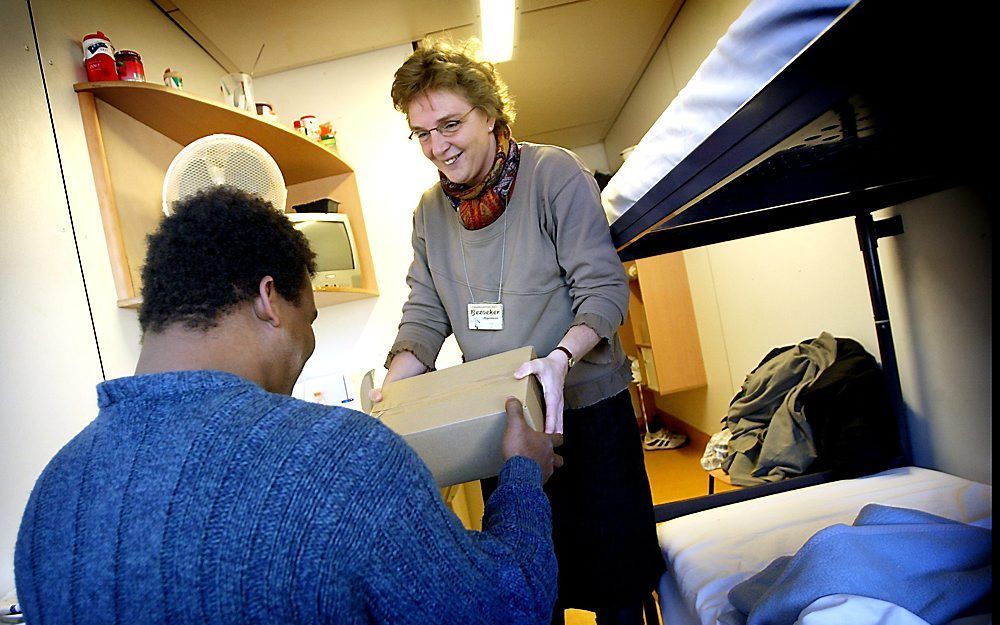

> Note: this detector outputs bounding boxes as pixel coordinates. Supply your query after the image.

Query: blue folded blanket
[720,504,992,625]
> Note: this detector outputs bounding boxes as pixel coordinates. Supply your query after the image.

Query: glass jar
[115,50,145,82]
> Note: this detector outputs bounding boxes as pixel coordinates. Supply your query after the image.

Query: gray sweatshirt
[388,143,631,409]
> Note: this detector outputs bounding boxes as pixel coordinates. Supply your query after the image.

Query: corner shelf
[74,81,378,308]
[75,81,352,183]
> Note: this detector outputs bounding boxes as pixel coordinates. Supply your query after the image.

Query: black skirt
[484,389,665,611]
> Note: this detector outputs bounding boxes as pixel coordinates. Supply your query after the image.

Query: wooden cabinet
[74,81,378,308]
[620,252,706,395]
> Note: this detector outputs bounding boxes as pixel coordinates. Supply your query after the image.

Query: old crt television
[287,213,362,289]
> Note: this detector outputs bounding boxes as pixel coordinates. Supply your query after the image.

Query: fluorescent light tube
[481,0,516,63]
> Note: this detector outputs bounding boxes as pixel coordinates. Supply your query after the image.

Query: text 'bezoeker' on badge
[468,303,504,330]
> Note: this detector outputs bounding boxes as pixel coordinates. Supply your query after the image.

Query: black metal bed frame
[610,0,987,523]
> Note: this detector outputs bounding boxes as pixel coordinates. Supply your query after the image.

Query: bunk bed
[654,466,991,625]
[603,0,991,622]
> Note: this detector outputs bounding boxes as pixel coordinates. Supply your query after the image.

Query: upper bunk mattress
[656,466,992,625]
[601,0,855,225]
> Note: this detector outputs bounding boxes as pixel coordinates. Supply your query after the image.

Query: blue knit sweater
[15,370,556,624]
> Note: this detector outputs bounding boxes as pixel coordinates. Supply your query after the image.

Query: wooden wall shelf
[75,81,351,184]
[74,81,378,309]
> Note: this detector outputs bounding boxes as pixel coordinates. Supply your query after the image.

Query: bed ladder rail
[653,470,834,523]
[855,210,913,468]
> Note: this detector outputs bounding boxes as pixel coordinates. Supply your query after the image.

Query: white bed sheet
[795,594,936,625]
[601,0,855,225]
[656,466,992,625]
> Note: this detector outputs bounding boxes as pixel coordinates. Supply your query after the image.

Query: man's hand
[502,397,564,483]
[514,352,569,434]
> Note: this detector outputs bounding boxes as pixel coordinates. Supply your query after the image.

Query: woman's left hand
[514,352,570,434]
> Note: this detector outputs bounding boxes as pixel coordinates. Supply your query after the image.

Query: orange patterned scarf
[440,127,520,230]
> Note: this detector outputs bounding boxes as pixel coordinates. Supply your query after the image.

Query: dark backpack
[800,338,900,478]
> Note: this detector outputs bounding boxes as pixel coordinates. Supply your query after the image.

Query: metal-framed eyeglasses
[408,107,477,143]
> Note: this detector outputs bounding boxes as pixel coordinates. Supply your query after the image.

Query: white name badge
[468,303,504,330]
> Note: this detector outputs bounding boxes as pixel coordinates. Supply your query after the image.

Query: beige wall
[1,1,102,599]
[0,0,224,597]
[876,189,991,484]
[569,142,611,174]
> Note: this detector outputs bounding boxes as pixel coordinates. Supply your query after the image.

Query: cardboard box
[373,346,544,487]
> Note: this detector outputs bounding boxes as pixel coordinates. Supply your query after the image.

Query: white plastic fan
[162,134,286,215]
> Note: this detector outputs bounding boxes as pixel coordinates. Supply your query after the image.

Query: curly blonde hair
[391,38,516,132]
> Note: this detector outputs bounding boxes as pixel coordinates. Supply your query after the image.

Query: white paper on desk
[293,368,373,413]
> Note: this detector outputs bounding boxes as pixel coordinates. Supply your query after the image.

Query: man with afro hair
[16,185,563,625]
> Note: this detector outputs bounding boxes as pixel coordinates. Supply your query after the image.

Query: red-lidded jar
[115,50,145,82]
[82,32,118,82]
[299,115,318,139]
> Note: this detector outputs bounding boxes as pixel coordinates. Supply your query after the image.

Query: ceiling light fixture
[480,0,517,63]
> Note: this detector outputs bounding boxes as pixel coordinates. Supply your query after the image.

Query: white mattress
[601,0,856,225]
[656,466,993,625]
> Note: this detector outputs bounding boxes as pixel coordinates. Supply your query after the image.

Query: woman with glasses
[378,39,664,625]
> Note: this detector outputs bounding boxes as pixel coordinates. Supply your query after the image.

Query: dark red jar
[115,50,145,82]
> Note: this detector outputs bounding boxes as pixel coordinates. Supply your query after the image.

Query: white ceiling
[153,0,682,148]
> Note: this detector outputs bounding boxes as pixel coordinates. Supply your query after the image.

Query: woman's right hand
[370,350,429,404]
